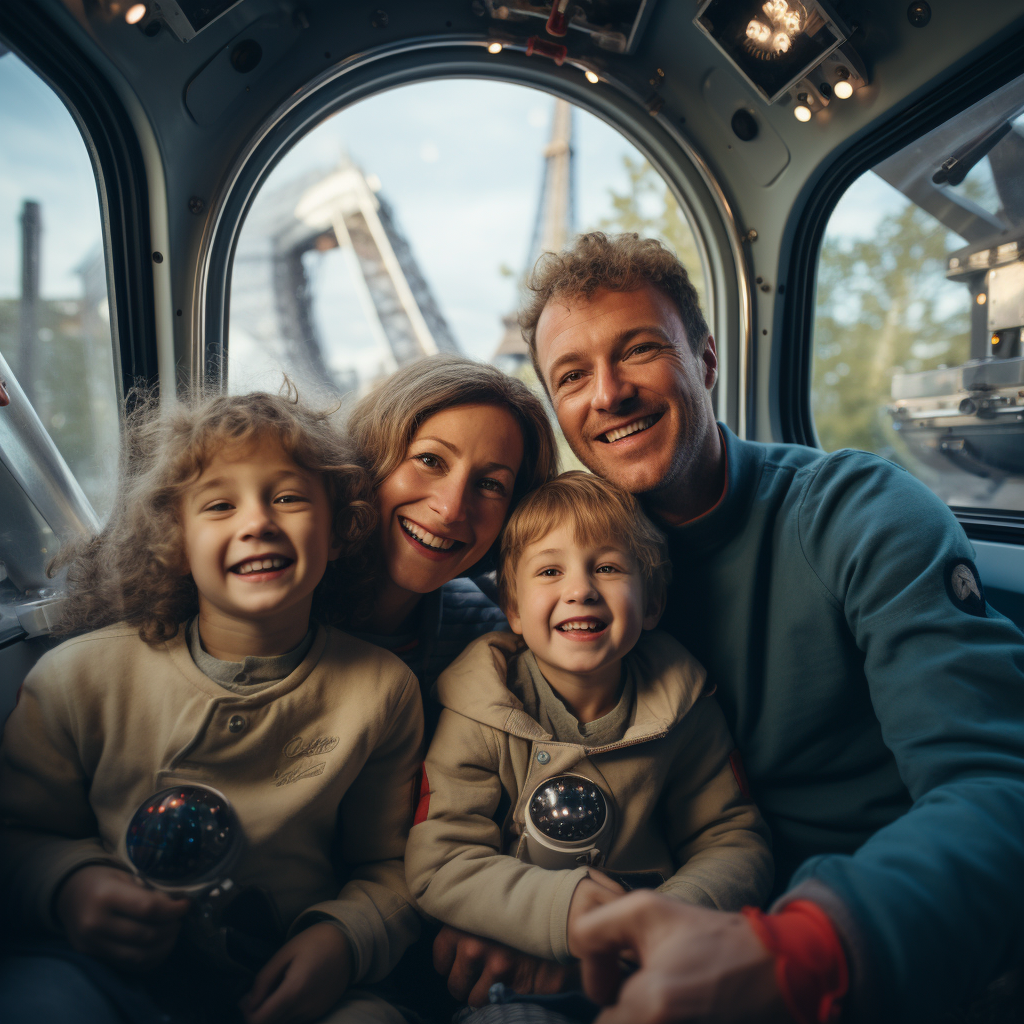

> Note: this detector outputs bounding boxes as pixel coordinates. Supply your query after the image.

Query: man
[498,232,1023,1023]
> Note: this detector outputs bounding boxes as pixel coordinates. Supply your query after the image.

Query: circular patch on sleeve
[944,558,987,617]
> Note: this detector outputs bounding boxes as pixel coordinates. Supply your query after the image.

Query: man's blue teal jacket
[659,424,1024,1022]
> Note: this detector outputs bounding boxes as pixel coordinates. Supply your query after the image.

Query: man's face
[534,285,718,498]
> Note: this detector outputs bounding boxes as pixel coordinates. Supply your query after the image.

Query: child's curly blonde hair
[50,387,377,644]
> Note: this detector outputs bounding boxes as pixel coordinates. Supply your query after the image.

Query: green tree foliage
[599,155,708,313]
[812,194,971,458]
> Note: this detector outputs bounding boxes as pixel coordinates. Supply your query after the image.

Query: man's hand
[433,925,569,1007]
[55,864,190,970]
[567,870,627,959]
[240,922,352,1024]
[569,890,790,1024]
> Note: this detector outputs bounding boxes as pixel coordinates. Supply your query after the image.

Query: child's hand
[434,925,570,1006]
[240,921,352,1024]
[567,870,627,959]
[55,864,190,969]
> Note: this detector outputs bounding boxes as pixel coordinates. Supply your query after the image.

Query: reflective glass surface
[126,786,238,887]
[529,775,607,843]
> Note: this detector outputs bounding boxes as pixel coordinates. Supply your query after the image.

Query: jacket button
[228,715,246,733]
[536,750,550,764]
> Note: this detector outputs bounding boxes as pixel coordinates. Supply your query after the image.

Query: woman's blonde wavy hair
[50,387,377,645]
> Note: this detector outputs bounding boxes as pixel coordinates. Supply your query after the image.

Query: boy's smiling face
[506,523,660,695]
[181,436,340,642]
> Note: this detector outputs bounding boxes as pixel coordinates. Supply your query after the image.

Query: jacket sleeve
[787,451,1024,1022]
[292,668,424,984]
[655,695,773,910]
[0,653,122,934]
[405,707,589,963]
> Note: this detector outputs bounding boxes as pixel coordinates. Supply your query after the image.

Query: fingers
[241,949,291,1022]
[572,891,672,1008]
[432,924,462,977]
[115,885,191,925]
[586,869,627,895]
[447,933,497,1003]
[572,890,666,962]
[527,959,568,996]
[466,945,519,1007]
[245,968,304,1024]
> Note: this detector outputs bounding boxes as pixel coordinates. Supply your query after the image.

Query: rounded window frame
[199,42,752,434]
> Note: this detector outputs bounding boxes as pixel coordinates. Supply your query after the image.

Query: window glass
[812,73,1024,513]
[0,47,119,522]
[228,80,708,413]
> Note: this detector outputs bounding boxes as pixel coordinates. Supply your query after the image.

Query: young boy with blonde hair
[406,471,772,976]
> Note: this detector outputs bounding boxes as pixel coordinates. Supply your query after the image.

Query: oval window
[227,80,709,403]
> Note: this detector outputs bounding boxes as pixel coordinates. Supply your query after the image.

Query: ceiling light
[125,3,146,24]
[833,79,853,99]
[695,0,854,105]
[746,19,772,43]
[794,104,812,121]
[977,293,987,305]
[488,42,503,54]
[585,70,600,84]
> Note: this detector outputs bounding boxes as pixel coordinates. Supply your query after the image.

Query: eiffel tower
[493,99,576,369]
[231,155,459,394]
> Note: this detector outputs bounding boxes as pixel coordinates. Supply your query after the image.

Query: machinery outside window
[812,71,1024,514]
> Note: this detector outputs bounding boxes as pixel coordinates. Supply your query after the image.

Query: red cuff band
[742,900,849,1024]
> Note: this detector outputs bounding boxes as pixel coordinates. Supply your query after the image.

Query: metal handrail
[0,348,100,542]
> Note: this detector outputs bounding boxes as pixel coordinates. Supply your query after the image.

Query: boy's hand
[567,870,627,959]
[55,864,190,970]
[240,921,352,1024]
[434,925,569,1007]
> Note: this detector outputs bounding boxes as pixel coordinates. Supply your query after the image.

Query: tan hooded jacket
[405,630,773,963]
[0,623,423,984]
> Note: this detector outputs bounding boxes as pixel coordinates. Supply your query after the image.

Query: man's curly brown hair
[518,232,709,387]
[49,387,377,645]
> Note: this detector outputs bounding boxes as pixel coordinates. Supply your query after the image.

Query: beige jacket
[0,623,423,984]
[406,631,772,963]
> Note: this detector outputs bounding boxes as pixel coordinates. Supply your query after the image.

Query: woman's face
[376,403,525,597]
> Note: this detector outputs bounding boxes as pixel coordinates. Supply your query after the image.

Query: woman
[346,355,558,697]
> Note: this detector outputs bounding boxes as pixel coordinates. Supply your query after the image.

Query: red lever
[526,36,568,64]
[546,0,570,37]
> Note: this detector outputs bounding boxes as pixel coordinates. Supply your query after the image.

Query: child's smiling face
[181,435,340,635]
[506,523,660,693]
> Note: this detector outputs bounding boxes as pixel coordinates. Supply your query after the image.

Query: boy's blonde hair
[498,471,671,615]
[50,387,376,644]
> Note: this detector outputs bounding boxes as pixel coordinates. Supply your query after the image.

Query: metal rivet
[152,252,163,263]
[188,196,205,215]
[907,2,931,28]
[536,750,550,764]
[228,715,246,733]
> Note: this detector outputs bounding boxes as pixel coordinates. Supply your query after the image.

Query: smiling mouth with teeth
[599,413,662,444]
[399,516,463,552]
[231,556,293,576]
[556,619,607,633]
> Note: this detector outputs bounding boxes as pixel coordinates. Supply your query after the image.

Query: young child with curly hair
[406,472,772,1014]
[0,390,423,1024]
